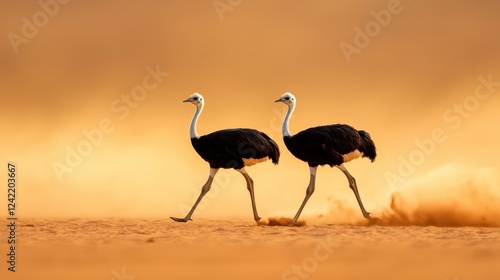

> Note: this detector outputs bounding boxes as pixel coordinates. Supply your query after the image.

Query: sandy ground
[1,218,499,280]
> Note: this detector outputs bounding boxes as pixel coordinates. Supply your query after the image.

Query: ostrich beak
[183,98,191,103]
[274,98,283,102]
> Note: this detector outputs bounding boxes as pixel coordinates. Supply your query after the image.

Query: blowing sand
[3,217,499,280]
[4,167,500,279]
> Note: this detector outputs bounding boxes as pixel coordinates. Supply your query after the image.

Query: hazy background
[1,0,499,222]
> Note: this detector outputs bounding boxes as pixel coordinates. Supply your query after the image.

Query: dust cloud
[317,165,500,227]
[258,217,306,227]
[377,182,500,227]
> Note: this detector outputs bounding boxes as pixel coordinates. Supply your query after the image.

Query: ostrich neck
[282,103,295,137]
[190,103,203,139]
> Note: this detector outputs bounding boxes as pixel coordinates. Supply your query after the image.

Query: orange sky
[1,1,499,220]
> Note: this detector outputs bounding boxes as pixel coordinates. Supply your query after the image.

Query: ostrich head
[275,92,296,106]
[183,93,204,106]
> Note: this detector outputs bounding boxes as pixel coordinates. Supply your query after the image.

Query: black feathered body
[191,128,280,169]
[284,124,376,167]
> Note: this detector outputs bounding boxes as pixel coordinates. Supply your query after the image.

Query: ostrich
[275,92,376,223]
[170,93,280,223]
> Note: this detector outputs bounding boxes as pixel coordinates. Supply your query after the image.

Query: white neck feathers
[190,103,203,139]
[282,103,295,137]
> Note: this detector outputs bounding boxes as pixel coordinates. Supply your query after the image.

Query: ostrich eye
[285,97,290,100]
[193,97,198,100]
